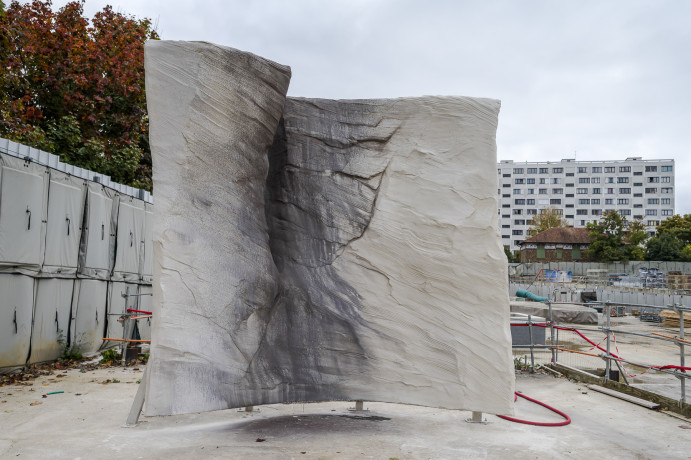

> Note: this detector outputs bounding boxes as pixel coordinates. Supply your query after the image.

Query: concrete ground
[2,365,690,459]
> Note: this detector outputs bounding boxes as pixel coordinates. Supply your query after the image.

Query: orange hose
[551,347,600,358]
[651,332,691,345]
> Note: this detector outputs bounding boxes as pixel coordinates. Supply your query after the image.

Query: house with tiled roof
[518,227,593,263]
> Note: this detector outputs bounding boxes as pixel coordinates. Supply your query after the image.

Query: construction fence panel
[0,157,49,274]
[0,274,35,368]
[28,278,75,364]
[111,196,145,283]
[70,279,108,355]
[78,182,119,280]
[41,170,87,277]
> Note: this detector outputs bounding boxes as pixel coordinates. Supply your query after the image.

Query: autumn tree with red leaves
[0,0,158,190]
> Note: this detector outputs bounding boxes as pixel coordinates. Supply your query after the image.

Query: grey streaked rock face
[144,41,514,417]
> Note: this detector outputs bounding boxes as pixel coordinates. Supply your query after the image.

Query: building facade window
[539,168,549,174]
[515,178,524,184]
[527,199,535,205]
[578,167,588,173]
[592,209,602,215]
[620,166,631,172]
[617,198,629,205]
[552,167,563,173]
[579,178,590,183]
[577,188,588,194]
[592,188,601,194]
[527,178,535,184]
[605,167,615,173]
[527,209,537,215]
[539,188,548,194]
[550,199,561,205]
[661,165,673,172]
[514,189,522,194]
[645,209,657,215]
[579,199,590,205]
[527,168,537,174]
[617,177,629,183]
[662,188,673,194]
[661,198,671,205]
[648,198,659,204]
[592,199,601,204]
[619,188,631,194]
[577,209,588,215]
[661,176,671,183]
[552,188,563,194]
[592,167,602,173]
[645,166,658,172]
[645,188,657,194]
[513,168,524,174]
[515,199,525,204]
[591,177,600,183]
[648,177,659,183]
[607,188,614,194]
[662,210,673,216]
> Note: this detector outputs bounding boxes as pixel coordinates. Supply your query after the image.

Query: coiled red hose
[497,392,571,426]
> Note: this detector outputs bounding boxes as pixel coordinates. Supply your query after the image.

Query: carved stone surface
[144,41,514,417]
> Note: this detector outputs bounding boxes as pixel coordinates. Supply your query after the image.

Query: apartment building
[497,157,675,251]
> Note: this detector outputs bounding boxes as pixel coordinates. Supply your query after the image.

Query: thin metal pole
[604,305,611,383]
[548,301,556,364]
[528,314,535,373]
[678,303,686,407]
[121,286,130,366]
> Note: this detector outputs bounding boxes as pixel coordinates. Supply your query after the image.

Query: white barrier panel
[140,203,154,283]
[28,278,74,363]
[112,197,145,282]
[42,171,87,277]
[71,279,108,354]
[0,274,35,368]
[78,182,118,280]
[0,156,49,274]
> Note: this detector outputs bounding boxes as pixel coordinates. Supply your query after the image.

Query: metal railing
[512,300,690,408]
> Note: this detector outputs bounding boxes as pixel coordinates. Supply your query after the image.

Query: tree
[504,245,519,263]
[645,232,683,261]
[528,207,568,236]
[654,214,691,245]
[585,211,647,262]
[643,214,691,261]
[0,0,158,190]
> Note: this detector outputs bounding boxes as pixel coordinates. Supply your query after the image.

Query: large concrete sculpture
[143,40,514,417]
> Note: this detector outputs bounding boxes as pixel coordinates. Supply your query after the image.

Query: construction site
[1,137,690,459]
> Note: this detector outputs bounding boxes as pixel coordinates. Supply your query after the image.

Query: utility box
[510,313,546,346]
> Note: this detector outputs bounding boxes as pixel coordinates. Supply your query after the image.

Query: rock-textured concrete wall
[144,40,514,417]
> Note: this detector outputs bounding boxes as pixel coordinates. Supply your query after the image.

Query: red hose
[127,308,152,315]
[497,392,571,426]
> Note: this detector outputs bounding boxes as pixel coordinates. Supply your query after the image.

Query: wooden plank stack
[667,273,691,292]
[660,310,691,328]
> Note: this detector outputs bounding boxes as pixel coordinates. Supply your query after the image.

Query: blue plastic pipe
[515,289,549,302]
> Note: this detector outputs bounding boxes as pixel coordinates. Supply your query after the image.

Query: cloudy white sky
[48,0,691,213]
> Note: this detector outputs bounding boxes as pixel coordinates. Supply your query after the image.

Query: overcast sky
[48,0,691,213]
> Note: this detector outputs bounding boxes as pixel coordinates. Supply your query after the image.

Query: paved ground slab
[1,367,690,459]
